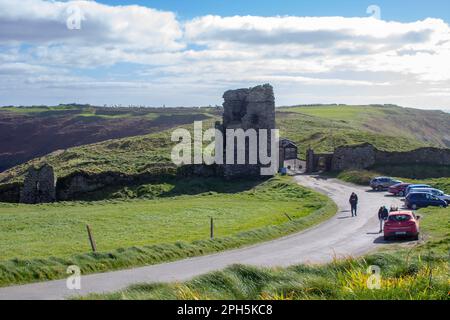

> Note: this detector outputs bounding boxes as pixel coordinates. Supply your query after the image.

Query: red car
[384,211,420,241]
[388,183,411,197]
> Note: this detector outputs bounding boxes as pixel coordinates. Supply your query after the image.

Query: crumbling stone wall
[216,84,276,179]
[306,143,450,172]
[19,164,56,204]
[331,143,450,171]
[375,147,450,166]
[56,166,177,200]
[331,143,377,171]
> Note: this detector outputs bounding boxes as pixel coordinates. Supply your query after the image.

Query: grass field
[0,176,337,287]
[81,206,449,300]
[336,170,450,194]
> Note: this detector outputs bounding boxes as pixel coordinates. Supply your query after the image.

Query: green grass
[282,104,385,121]
[0,130,177,184]
[0,176,337,287]
[81,206,449,300]
[0,105,83,114]
[1,104,449,186]
[371,164,450,180]
[0,118,218,185]
[276,105,448,160]
[336,169,450,194]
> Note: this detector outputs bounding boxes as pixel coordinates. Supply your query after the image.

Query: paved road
[0,175,403,300]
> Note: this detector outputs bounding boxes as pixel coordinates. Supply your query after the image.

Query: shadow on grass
[163,177,268,197]
[68,176,270,201]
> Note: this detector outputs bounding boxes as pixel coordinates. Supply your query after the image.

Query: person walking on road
[378,206,389,233]
[349,192,358,217]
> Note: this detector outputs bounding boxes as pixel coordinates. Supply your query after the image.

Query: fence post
[86,224,97,252]
[210,217,214,239]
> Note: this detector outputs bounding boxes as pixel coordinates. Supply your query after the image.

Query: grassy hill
[1,104,449,186]
[277,104,450,159]
[0,104,220,171]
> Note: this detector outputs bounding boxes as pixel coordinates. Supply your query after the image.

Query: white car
[411,188,450,204]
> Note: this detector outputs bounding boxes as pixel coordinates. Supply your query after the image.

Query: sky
[1,0,450,110]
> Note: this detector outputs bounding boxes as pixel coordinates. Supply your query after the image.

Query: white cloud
[184,15,450,81]
[0,0,450,109]
[0,62,48,74]
[0,0,184,66]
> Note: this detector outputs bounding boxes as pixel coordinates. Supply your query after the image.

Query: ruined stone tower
[19,164,56,204]
[216,84,276,178]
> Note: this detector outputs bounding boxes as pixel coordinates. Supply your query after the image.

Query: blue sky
[98,0,450,22]
[0,0,450,109]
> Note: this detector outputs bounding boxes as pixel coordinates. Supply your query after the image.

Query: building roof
[280,138,297,148]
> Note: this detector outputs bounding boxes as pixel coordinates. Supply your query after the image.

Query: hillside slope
[1,104,449,186]
[0,105,219,171]
[278,104,450,158]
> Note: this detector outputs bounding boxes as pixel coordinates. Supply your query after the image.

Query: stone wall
[327,143,450,172]
[375,147,450,166]
[19,164,56,204]
[0,164,178,203]
[57,166,177,200]
[331,143,377,171]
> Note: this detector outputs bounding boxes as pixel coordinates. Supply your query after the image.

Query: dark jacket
[349,194,358,206]
[378,207,389,220]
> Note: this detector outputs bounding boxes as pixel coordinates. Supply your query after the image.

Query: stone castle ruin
[19,164,56,204]
[215,84,278,178]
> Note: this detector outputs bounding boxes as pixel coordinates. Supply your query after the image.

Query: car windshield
[388,215,411,222]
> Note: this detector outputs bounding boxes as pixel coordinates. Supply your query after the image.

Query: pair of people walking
[348,192,396,233]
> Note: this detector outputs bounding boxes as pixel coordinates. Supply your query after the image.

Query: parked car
[409,188,450,204]
[405,184,432,196]
[405,192,448,210]
[384,211,420,240]
[370,177,402,191]
[388,183,412,196]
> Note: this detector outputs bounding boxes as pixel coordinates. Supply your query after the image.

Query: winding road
[0,175,404,300]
